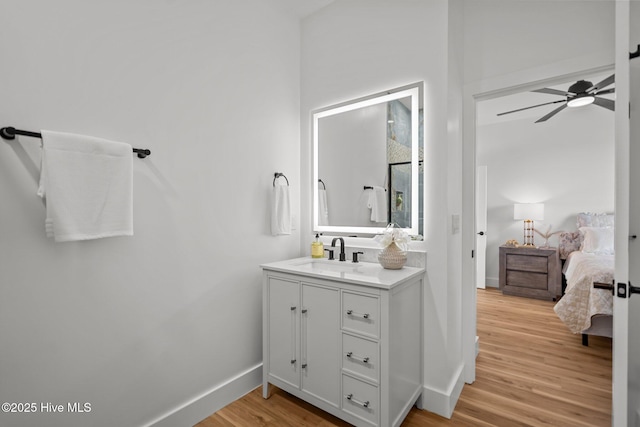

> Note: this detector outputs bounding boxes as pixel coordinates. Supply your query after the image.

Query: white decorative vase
[378,241,407,270]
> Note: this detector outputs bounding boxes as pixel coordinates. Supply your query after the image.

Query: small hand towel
[318,188,329,226]
[367,186,387,223]
[37,130,133,242]
[271,182,291,235]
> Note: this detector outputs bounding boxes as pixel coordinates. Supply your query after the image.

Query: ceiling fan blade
[497,99,565,116]
[587,74,615,93]
[535,104,567,123]
[594,88,615,96]
[532,87,570,97]
[593,97,615,111]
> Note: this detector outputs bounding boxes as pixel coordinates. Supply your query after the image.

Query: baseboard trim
[144,363,262,427]
[485,277,499,288]
[420,364,465,419]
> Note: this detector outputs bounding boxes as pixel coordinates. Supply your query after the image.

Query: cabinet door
[301,283,340,407]
[267,277,300,389]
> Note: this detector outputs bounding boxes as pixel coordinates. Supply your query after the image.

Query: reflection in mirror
[313,82,423,236]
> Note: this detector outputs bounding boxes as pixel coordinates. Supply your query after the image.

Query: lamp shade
[514,203,544,221]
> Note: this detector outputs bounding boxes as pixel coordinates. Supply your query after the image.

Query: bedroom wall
[0,1,301,427]
[476,106,615,286]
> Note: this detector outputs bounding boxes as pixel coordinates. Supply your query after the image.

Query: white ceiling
[477,71,616,126]
[274,0,335,18]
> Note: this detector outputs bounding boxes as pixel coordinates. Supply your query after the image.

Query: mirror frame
[312,83,422,235]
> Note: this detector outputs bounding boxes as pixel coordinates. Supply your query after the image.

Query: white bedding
[554,252,614,334]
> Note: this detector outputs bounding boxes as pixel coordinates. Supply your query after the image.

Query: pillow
[577,212,614,229]
[558,231,582,259]
[579,226,614,255]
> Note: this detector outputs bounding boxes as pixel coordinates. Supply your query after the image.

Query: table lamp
[513,203,544,247]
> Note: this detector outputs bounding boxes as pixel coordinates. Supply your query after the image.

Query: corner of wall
[420,363,465,419]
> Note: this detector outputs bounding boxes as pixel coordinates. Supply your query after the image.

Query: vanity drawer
[342,292,379,338]
[342,333,379,382]
[342,374,379,426]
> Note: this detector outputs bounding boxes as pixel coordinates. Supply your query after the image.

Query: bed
[553,212,614,345]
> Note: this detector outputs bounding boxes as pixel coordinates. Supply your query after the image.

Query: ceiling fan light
[567,95,595,108]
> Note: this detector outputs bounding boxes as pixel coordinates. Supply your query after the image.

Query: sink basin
[292,259,365,274]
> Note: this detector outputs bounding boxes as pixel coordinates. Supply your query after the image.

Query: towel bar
[0,126,151,159]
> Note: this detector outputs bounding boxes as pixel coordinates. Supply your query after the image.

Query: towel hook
[273,172,289,186]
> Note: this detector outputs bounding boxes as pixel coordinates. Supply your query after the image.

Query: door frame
[612,2,630,425]
[461,61,615,384]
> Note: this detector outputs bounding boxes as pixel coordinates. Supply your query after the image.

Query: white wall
[477,107,615,286]
[463,0,615,85]
[301,0,465,417]
[0,1,301,426]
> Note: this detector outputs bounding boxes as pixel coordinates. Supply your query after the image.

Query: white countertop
[260,256,425,289]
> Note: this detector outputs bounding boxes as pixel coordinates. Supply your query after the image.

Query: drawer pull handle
[290,359,296,364]
[346,352,370,363]
[301,363,307,369]
[346,394,370,408]
[346,309,370,319]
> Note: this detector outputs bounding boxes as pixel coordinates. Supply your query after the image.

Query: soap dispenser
[311,234,324,258]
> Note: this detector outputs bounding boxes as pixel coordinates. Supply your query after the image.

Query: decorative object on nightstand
[499,245,561,301]
[534,225,564,248]
[504,239,519,247]
[513,203,544,247]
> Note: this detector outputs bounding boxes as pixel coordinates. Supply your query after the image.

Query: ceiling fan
[497,74,615,123]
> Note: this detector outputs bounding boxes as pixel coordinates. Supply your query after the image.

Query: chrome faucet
[331,237,346,261]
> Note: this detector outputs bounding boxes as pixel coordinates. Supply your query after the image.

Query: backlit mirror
[313,82,423,235]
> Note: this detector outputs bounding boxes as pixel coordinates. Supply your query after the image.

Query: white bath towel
[37,130,133,242]
[367,186,387,223]
[271,182,291,235]
[318,188,329,226]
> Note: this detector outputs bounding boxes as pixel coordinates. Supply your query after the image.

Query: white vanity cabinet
[266,276,341,407]
[262,257,424,427]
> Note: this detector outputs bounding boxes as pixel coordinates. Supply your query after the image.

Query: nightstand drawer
[506,254,547,273]
[506,270,548,289]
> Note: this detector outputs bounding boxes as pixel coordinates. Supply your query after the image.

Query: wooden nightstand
[499,246,562,301]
